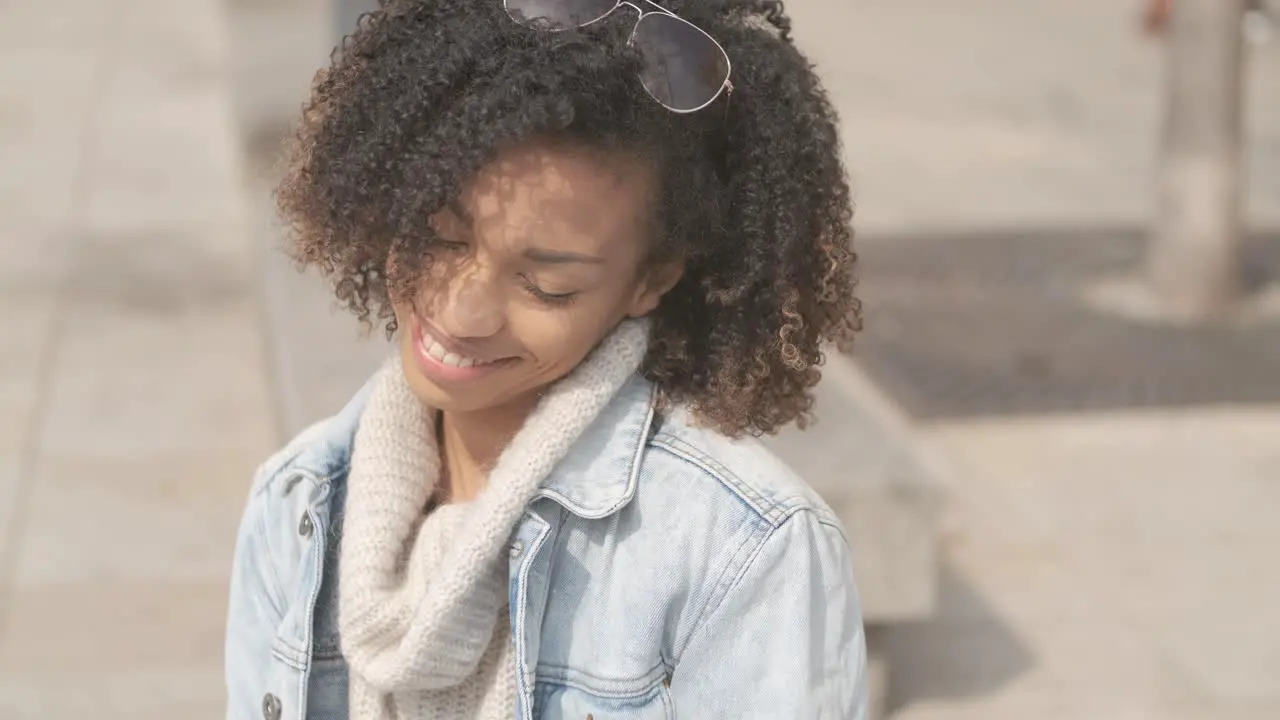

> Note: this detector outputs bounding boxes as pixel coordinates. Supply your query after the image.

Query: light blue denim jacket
[225,373,868,719]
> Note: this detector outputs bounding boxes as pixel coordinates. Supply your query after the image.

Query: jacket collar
[287,374,377,484]
[534,374,657,518]
[289,371,658,519]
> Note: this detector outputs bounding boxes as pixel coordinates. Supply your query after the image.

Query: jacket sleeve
[225,471,286,720]
[668,511,868,719]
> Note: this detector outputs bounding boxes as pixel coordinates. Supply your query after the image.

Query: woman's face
[391,142,679,413]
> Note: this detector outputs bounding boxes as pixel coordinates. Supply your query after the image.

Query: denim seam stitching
[251,449,303,498]
[649,434,783,526]
[311,646,344,660]
[659,434,783,522]
[257,485,289,621]
[294,480,334,720]
[534,660,669,699]
[674,520,773,665]
[271,636,308,671]
[244,489,285,620]
[514,514,552,720]
[533,384,656,519]
[817,516,852,548]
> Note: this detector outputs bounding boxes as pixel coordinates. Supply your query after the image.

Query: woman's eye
[520,276,578,307]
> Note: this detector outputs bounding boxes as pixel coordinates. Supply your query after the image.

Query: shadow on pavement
[874,563,1034,714]
[856,224,1280,420]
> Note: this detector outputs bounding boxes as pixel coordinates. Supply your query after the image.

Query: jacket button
[298,513,313,537]
[509,540,525,559]
[262,693,282,720]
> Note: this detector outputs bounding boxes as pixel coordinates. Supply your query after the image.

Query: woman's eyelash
[520,277,578,307]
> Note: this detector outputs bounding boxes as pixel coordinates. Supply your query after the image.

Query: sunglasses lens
[632,13,730,112]
[505,0,617,28]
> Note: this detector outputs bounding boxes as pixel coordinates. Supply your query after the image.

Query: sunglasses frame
[504,0,734,114]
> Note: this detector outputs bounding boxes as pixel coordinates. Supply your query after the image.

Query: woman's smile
[409,313,518,384]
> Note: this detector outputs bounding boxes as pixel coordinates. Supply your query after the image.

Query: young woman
[225,0,867,717]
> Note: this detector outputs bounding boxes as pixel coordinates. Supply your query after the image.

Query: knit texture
[340,319,651,720]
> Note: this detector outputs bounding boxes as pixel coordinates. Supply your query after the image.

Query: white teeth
[419,327,488,369]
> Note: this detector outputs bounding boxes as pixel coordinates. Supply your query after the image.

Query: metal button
[509,540,525,559]
[298,513,314,537]
[262,693,282,720]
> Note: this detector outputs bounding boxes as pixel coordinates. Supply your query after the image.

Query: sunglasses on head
[504,0,733,114]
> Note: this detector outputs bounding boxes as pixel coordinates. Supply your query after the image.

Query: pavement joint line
[243,139,290,450]
[0,0,125,639]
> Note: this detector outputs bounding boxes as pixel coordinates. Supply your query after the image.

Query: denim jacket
[225,374,868,720]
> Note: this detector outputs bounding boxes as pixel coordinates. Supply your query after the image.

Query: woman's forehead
[453,142,655,253]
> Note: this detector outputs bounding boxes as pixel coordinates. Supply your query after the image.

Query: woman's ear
[627,261,685,318]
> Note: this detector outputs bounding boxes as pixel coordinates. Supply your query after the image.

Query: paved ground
[798,4,1280,718]
[790,0,1280,234]
[1,0,1278,718]
[0,0,274,716]
[893,410,1280,720]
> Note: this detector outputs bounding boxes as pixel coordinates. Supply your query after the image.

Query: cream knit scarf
[340,319,650,720]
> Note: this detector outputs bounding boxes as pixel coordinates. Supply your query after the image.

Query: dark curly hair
[277,0,861,437]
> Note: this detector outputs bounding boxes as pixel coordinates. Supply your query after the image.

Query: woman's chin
[398,355,508,413]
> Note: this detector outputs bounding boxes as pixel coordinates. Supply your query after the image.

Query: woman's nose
[433,271,505,339]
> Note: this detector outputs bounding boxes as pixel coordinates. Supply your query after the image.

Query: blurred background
[1,0,1278,718]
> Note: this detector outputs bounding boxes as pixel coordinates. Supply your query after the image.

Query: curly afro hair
[277,0,861,437]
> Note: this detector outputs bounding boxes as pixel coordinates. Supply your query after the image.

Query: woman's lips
[408,315,512,383]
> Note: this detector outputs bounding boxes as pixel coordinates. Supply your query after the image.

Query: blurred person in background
[1143,0,1274,43]
[223,1,868,719]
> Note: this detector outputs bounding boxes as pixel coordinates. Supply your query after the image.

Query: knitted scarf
[340,319,650,719]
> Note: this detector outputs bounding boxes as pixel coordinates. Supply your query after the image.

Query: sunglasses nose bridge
[614,1,644,20]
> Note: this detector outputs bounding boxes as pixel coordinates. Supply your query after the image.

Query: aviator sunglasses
[504,0,733,113]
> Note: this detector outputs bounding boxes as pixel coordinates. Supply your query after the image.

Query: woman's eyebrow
[523,247,605,265]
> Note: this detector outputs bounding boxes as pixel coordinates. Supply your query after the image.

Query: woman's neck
[437,394,539,503]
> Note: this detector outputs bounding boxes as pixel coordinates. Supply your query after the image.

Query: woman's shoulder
[247,375,378,498]
[541,398,858,688]
[537,375,846,544]
[643,406,847,539]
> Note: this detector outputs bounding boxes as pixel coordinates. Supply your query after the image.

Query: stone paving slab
[0,0,106,235]
[0,579,229,672]
[0,665,226,720]
[956,411,1280,705]
[84,94,247,237]
[881,410,1280,719]
[0,0,272,718]
[249,176,392,438]
[0,577,226,719]
[12,453,257,587]
[39,283,267,458]
[788,0,1280,234]
[0,293,58,581]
